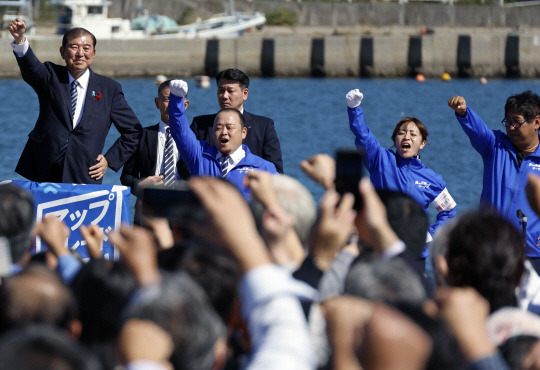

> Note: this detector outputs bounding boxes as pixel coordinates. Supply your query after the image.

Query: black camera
[141,182,207,224]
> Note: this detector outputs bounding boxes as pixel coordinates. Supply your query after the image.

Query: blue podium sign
[3,181,130,260]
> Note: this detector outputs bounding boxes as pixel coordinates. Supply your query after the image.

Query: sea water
[3,77,540,221]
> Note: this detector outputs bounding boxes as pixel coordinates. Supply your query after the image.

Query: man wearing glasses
[449,91,540,273]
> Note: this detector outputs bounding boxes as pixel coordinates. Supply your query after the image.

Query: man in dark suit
[8,19,142,184]
[120,80,190,224]
[189,68,283,175]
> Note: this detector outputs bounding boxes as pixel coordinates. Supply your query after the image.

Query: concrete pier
[2,26,540,78]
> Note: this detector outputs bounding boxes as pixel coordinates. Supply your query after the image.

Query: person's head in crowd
[503,90,540,151]
[396,304,468,370]
[499,335,540,370]
[0,264,80,337]
[213,108,247,156]
[71,259,137,344]
[125,272,227,370]
[60,27,97,79]
[0,183,35,267]
[0,323,102,370]
[215,68,249,111]
[249,174,316,249]
[344,256,427,308]
[431,210,524,312]
[391,117,428,159]
[156,79,189,126]
[157,241,240,324]
[377,189,428,258]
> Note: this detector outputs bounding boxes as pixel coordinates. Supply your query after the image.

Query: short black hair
[505,90,540,121]
[215,108,245,128]
[445,210,524,312]
[62,27,96,49]
[499,335,540,370]
[377,189,428,259]
[215,68,250,89]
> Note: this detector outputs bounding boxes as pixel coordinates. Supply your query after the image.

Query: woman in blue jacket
[346,89,457,257]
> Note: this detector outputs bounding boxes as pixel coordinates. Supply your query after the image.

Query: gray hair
[344,256,427,307]
[125,272,225,370]
[250,174,316,250]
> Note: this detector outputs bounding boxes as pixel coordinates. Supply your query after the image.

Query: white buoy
[154,74,167,86]
[195,75,211,89]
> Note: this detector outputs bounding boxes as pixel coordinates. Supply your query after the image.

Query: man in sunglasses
[449,91,540,273]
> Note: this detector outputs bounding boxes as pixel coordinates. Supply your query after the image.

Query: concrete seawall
[2,28,540,78]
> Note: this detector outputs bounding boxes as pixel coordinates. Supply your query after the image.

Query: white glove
[346,89,364,108]
[169,79,188,98]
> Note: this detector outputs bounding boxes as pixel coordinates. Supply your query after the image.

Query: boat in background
[47,0,265,39]
[177,11,266,39]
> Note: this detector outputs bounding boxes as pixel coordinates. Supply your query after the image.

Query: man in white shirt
[121,80,190,224]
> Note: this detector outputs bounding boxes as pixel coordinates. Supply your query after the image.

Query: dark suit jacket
[120,124,161,196]
[190,111,283,173]
[14,46,142,184]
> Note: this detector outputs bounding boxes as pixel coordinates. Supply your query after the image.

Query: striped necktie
[55,80,78,165]
[70,80,79,119]
[220,155,230,178]
[163,127,175,187]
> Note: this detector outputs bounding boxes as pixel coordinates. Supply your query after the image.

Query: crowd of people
[4,17,540,370]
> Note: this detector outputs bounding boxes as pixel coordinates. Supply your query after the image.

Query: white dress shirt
[216,145,246,177]
[155,121,179,179]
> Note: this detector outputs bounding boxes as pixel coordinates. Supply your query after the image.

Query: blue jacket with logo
[348,106,457,241]
[168,94,277,198]
[456,107,540,257]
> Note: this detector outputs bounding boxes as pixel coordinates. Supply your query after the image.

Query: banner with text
[4,181,130,260]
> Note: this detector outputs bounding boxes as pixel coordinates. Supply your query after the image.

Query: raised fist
[169,79,188,98]
[346,89,364,109]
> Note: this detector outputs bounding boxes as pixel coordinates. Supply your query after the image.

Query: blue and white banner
[3,181,130,260]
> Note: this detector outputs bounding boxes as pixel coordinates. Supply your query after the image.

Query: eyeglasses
[501,117,528,129]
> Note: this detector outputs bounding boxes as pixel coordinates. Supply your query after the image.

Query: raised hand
[109,225,159,287]
[169,79,188,98]
[308,189,356,271]
[448,96,467,117]
[346,89,364,109]
[79,224,104,259]
[300,153,336,190]
[35,214,70,258]
[8,18,26,44]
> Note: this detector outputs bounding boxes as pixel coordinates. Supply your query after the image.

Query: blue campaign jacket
[456,107,540,257]
[168,94,277,198]
[348,106,457,240]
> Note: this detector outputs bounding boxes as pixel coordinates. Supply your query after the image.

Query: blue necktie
[163,127,175,187]
[220,155,230,178]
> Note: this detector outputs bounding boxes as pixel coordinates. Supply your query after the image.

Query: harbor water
[3,77,540,221]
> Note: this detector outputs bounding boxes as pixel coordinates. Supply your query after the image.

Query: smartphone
[335,148,365,210]
[141,183,207,223]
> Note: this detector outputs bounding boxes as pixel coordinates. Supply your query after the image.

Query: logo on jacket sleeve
[415,180,431,189]
[528,163,540,171]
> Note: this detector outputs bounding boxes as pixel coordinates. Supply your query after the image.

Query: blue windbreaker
[348,106,457,242]
[456,107,540,257]
[168,94,277,199]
